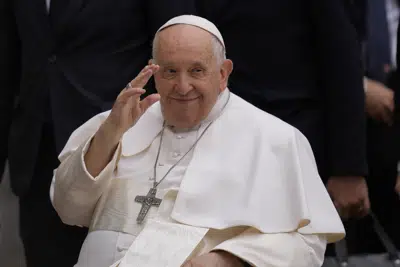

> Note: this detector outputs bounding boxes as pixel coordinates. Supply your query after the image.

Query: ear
[220,59,233,91]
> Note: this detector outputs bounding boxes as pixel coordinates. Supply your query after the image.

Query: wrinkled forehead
[155,25,215,64]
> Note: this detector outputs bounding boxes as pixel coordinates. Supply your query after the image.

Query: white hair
[152,31,226,65]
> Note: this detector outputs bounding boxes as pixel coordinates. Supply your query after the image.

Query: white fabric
[52,89,344,267]
[386,0,399,68]
[157,15,225,49]
[117,220,209,267]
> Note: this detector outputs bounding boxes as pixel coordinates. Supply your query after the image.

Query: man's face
[153,25,232,129]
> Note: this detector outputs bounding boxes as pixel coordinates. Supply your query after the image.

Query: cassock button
[116,247,124,253]
[172,152,181,158]
[48,55,57,64]
[176,135,184,139]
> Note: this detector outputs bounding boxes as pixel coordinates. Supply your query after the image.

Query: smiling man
[51,15,344,267]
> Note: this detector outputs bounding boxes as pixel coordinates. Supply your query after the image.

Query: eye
[190,68,206,78]
[162,68,177,79]
[192,68,203,73]
[165,68,177,74]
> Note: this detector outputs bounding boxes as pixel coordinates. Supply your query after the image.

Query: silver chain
[151,92,231,188]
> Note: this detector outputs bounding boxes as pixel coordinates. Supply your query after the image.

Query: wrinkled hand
[365,78,395,125]
[327,176,370,219]
[181,251,245,267]
[102,64,160,139]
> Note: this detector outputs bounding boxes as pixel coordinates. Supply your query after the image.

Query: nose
[174,74,193,95]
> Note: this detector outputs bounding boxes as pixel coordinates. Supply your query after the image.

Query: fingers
[129,64,160,89]
[334,195,369,219]
[117,87,145,104]
[381,108,393,125]
[396,182,400,194]
[363,195,371,213]
[334,201,349,220]
[180,260,195,267]
[140,93,160,112]
[382,93,395,124]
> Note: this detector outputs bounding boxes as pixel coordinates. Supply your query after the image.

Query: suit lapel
[31,0,53,41]
[51,0,85,37]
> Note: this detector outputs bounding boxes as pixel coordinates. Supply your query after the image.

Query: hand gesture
[105,64,160,139]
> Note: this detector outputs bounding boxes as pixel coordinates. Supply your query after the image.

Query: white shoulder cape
[59,92,345,243]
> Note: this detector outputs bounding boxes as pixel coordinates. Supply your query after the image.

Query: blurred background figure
[194,0,369,223]
[348,0,400,254]
[0,0,24,264]
[0,1,194,267]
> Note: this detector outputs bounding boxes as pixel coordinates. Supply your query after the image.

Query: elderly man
[51,15,344,267]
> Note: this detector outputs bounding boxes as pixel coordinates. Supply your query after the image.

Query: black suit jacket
[0,0,20,181]
[342,0,367,44]
[195,0,368,180]
[2,0,195,195]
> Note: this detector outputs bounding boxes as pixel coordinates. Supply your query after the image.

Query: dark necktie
[366,0,392,82]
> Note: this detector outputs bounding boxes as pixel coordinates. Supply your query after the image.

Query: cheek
[197,88,220,107]
[155,79,173,96]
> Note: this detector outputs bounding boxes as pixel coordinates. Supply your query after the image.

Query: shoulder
[227,93,297,142]
[59,110,111,159]
[225,93,314,159]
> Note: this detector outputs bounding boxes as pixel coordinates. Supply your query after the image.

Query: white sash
[110,220,209,267]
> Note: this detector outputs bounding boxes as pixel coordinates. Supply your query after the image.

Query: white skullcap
[156,15,225,49]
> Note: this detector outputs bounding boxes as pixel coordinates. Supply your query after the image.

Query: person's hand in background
[364,77,395,125]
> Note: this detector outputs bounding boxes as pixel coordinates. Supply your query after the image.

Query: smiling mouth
[169,97,200,102]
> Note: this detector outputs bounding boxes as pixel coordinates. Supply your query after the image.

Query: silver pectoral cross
[135,188,162,224]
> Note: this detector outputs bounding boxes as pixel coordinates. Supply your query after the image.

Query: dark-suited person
[346,0,400,254]
[394,1,400,197]
[343,0,367,45]
[0,0,19,182]
[0,1,195,266]
[357,0,400,252]
[194,0,369,219]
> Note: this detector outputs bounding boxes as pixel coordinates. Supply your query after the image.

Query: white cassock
[50,89,345,267]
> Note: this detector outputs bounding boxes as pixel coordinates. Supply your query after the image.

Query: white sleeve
[212,228,327,267]
[51,136,121,227]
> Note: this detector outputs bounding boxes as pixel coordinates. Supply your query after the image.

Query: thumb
[140,93,160,112]
[180,260,193,267]
[363,193,371,211]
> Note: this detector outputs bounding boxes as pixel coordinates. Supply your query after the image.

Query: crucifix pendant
[135,187,162,224]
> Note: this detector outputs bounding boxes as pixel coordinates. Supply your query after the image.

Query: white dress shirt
[386,0,400,68]
[46,0,50,11]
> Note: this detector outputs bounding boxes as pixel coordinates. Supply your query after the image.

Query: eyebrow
[159,61,208,68]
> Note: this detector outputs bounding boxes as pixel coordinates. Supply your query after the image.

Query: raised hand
[105,64,160,139]
[84,64,159,177]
